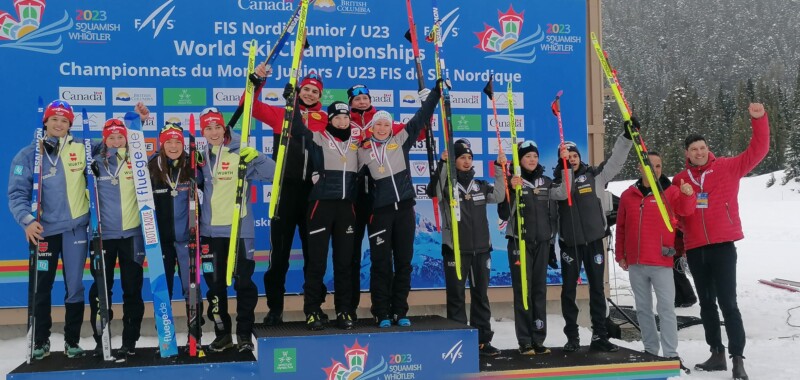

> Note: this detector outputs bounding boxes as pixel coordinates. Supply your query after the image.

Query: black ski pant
[673,256,697,306]
[367,204,415,319]
[507,239,549,346]
[201,236,257,337]
[31,227,87,345]
[351,195,371,314]
[443,245,494,344]
[686,242,746,356]
[263,179,312,314]
[162,239,190,300]
[303,200,355,315]
[559,239,608,340]
[89,236,144,348]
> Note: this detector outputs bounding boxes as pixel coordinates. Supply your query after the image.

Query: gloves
[623,116,641,140]
[248,73,265,87]
[194,150,205,167]
[282,83,294,100]
[435,78,451,91]
[548,244,559,269]
[418,88,431,102]
[240,147,259,163]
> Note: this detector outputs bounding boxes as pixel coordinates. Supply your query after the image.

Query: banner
[0,0,587,307]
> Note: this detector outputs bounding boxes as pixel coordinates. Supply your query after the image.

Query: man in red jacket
[615,151,695,370]
[672,103,769,380]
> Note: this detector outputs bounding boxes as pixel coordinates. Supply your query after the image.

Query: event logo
[442,340,464,364]
[474,5,544,64]
[112,88,156,106]
[134,0,175,39]
[164,88,207,106]
[0,0,73,53]
[314,0,371,15]
[323,340,387,380]
[274,348,296,373]
[453,114,482,132]
[425,7,460,44]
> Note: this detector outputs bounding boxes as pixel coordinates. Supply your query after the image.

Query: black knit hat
[559,141,581,159]
[327,101,350,119]
[518,140,539,157]
[454,139,473,159]
[347,84,370,104]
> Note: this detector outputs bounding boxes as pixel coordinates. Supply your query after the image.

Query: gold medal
[378,166,386,173]
[464,194,471,200]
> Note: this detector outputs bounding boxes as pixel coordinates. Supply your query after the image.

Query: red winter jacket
[350,106,427,142]
[615,178,696,268]
[672,115,770,251]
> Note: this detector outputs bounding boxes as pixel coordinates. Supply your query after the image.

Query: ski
[187,114,204,357]
[758,279,799,293]
[226,0,313,130]
[507,83,528,311]
[405,0,440,231]
[226,40,259,286]
[269,0,310,220]
[590,32,673,232]
[483,78,510,205]
[125,112,178,358]
[430,0,462,280]
[772,278,800,288]
[551,91,573,206]
[82,109,113,361]
[26,97,44,364]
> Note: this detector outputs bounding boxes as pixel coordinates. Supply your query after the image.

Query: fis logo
[134,0,176,38]
[442,340,464,364]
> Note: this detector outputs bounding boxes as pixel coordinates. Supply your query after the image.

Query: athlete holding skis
[8,100,89,359]
[356,81,440,328]
[197,108,275,352]
[88,105,150,358]
[552,120,635,353]
[430,140,507,356]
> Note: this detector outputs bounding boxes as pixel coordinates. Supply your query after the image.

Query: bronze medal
[378,166,386,174]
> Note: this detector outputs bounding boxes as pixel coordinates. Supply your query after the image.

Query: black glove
[435,78,451,92]
[248,73,265,87]
[282,83,294,100]
[623,116,641,140]
[548,244,558,269]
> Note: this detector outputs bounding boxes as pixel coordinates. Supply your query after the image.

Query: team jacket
[553,134,632,246]
[357,86,440,209]
[503,165,570,243]
[615,176,696,268]
[250,82,323,183]
[91,148,142,239]
[198,132,275,238]
[292,111,361,202]
[672,115,770,251]
[350,106,428,143]
[149,155,192,243]
[432,164,506,254]
[8,135,89,237]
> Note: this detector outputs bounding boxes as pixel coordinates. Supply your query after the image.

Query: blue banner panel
[0,0,588,307]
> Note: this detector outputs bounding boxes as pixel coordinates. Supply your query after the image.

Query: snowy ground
[2,172,799,378]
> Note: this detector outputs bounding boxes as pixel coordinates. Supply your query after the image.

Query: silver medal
[111,178,119,186]
[170,189,178,197]
[49,167,57,176]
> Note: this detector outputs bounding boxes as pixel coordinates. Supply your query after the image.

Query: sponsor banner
[451,114,482,132]
[112,87,157,106]
[261,136,275,155]
[490,91,525,110]
[399,90,421,108]
[212,88,243,106]
[369,89,394,107]
[410,160,430,178]
[400,113,439,131]
[113,112,158,131]
[163,112,194,128]
[73,112,107,132]
[472,161,484,178]
[409,137,440,154]
[449,91,482,109]
[261,88,284,106]
[163,88,207,106]
[488,137,523,155]
[488,114,525,132]
[263,184,273,204]
[461,137,483,154]
[59,87,106,106]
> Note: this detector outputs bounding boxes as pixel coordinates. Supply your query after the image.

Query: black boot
[694,347,727,371]
[732,356,748,380]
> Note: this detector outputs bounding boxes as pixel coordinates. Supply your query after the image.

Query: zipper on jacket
[636,198,644,265]
[341,156,347,200]
[302,135,309,180]
[386,156,400,202]
[701,208,710,244]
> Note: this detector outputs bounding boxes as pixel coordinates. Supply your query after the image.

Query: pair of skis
[506,83,529,310]
[187,115,204,357]
[758,278,800,293]
[590,32,672,232]
[25,98,44,364]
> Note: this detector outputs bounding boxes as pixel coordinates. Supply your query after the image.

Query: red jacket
[251,84,328,133]
[615,179,696,268]
[350,106,426,142]
[672,115,770,251]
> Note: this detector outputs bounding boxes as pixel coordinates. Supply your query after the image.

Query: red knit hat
[102,118,127,143]
[299,73,323,93]
[199,107,225,132]
[42,100,74,125]
[159,123,185,146]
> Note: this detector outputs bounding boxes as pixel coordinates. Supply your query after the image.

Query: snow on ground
[2,172,799,378]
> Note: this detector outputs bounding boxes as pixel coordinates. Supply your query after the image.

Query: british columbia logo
[0,0,72,53]
[474,5,544,63]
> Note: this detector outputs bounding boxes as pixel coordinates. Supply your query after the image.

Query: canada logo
[0,0,73,54]
[322,340,388,379]
[474,5,544,64]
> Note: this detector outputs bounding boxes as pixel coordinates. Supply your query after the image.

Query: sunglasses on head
[48,100,72,110]
[562,141,577,149]
[200,107,221,116]
[350,87,369,97]
[520,140,537,149]
[305,72,321,80]
[104,119,125,128]
[161,123,183,133]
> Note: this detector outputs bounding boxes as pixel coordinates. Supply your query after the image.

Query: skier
[502,141,571,355]
[148,124,195,319]
[615,151,695,368]
[88,106,150,358]
[8,100,89,359]
[251,63,320,326]
[346,84,430,319]
[289,100,358,330]
[356,81,440,328]
[552,119,635,353]
[197,107,275,352]
[673,103,769,380]
[429,139,507,356]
